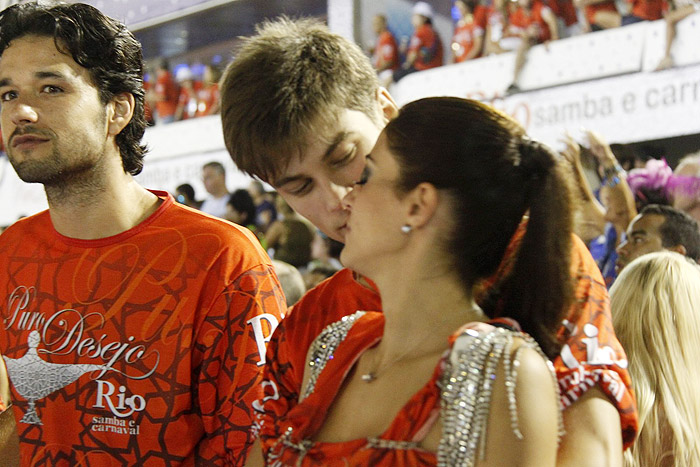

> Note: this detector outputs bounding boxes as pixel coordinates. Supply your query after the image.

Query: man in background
[616,204,700,272]
[200,160,230,218]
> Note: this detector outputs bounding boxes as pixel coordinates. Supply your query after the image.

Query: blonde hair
[610,252,700,467]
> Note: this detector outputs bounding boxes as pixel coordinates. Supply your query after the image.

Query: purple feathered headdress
[626,158,674,205]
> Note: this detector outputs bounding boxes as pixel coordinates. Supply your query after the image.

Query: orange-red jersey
[585,0,618,25]
[257,222,638,460]
[373,30,400,71]
[452,18,484,62]
[154,71,179,120]
[408,24,444,71]
[196,82,220,117]
[509,0,554,42]
[0,191,286,466]
[629,0,666,19]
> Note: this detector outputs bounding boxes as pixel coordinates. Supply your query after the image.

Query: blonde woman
[610,251,700,467]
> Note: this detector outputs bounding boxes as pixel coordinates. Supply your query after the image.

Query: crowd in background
[369,0,700,90]
[143,60,222,125]
[173,162,345,303]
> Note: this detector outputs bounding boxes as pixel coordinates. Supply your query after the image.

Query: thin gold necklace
[360,307,482,383]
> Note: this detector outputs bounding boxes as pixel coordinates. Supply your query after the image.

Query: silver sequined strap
[301,311,366,401]
[437,328,563,467]
[366,437,421,450]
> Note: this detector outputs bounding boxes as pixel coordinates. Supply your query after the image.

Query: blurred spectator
[393,2,444,82]
[669,151,700,223]
[175,183,202,209]
[249,180,278,233]
[303,265,340,291]
[200,161,230,218]
[142,71,155,126]
[307,230,343,272]
[196,64,221,117]
[560,133,607,243]
[615,204,700,273]
[574,0,621,31]
[622,0,665,24]
[561,130,636,286]
[265,198,315,269]
[271,260,306,307]
[175,66,200,121]
[225,189,258,228]
[557,0,585,37]
[626,158,674,211]
[656,0,700,70]
[153,60,179,124]
[451,0,484,63]
[610,252,700,467]
[225,189,266,247]
[484,0,522,54]
[506,0,559,94]
[371,14,400,85]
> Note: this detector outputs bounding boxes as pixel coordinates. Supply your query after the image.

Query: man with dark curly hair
[0,3,284,465]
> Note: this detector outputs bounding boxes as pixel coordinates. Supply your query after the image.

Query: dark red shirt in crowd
[408,23,444,71]
[373,30,400,71]
[509,0,554,42]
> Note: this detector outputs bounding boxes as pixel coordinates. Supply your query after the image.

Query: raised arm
[560,134,606,243]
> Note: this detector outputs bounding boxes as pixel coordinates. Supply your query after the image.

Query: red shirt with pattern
[452,18,484,62]
[408,24,444,71]
[373,30,400,71]
[0,191,286,466]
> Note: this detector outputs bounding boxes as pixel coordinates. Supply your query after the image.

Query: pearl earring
[401,224,412,234]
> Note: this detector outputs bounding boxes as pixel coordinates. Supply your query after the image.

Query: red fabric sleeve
[194,263,285,465]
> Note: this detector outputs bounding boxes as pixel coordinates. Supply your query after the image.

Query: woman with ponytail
[257,97,606,466]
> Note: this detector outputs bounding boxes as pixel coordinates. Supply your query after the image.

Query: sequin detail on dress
[301,311,365,401]
[437,327,564,467]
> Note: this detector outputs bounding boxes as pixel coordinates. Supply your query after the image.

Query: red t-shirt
[154,71,179,120]
[557,0,580,26]
[452,18,484,62]
[0,192,286,465]
[196,82,220,117]
[474,4,490,30]
[509,1,554,42]
[257,222,638,458]
[408,24,444,71]
[373,30,400,71]
[585,0,619,25]
[630,0,666,19]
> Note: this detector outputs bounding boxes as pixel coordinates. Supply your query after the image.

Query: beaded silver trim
[366,437,421,450]
[301,311,365,401]
[437,328,564,467]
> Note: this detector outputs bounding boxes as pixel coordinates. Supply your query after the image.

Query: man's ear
[107,92,135,136]
[376,87,399,124]
[668,244,687,256]
[404,182,439,230]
